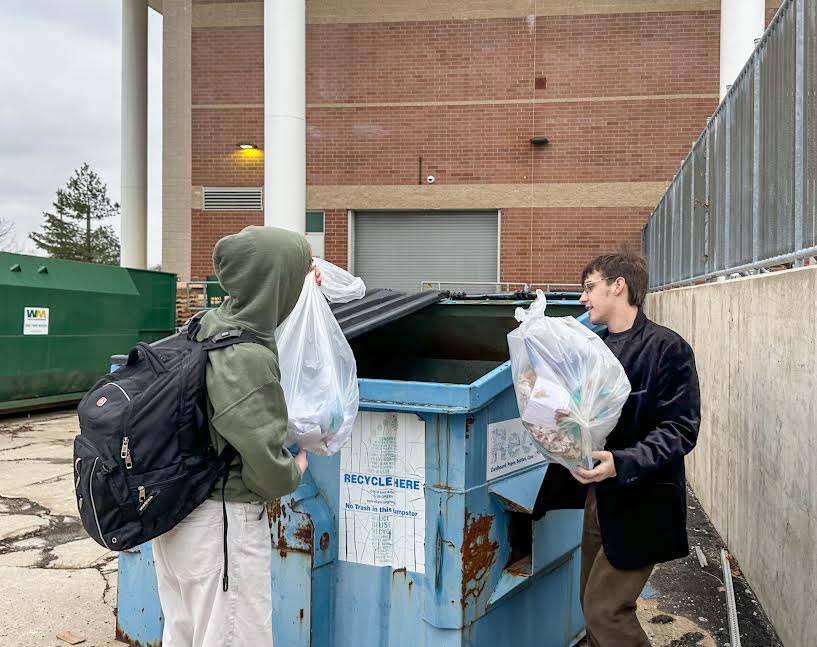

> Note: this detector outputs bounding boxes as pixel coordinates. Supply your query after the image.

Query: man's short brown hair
[581,252,649,308]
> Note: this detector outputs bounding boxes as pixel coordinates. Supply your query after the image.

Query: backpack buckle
[212,330,241,344]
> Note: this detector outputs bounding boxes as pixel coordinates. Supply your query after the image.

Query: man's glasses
[583,277,614,293]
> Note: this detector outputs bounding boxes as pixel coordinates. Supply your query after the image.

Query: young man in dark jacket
[533,252,701,647]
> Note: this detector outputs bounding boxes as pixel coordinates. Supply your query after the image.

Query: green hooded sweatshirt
[196,225,311,502]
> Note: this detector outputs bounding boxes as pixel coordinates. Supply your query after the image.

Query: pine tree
[30,163,121,264]
[27,212,82,260]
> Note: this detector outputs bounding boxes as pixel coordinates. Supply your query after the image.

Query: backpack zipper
[138,490,157,513]
[120,437,133,470]
[138,485,146,503]
[89,458,110,549]
[107,382,131,401]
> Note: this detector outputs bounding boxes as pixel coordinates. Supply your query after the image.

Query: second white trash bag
[275,271,359,456]
[507,291,631,471]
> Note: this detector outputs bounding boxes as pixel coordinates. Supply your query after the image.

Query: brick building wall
[184,0,723,282]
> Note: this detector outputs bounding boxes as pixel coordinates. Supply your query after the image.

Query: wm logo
[26,308,47,319]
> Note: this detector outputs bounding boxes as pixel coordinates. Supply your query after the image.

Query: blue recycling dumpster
[115,294,592,646]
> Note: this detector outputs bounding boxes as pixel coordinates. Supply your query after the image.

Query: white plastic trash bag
[276,271,359,455]
[507,290,631,471]
[313,257,366,303]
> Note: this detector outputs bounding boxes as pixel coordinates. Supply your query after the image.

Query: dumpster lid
[110,288,442,365]
[329,289,442,340]
[438,291,584,307]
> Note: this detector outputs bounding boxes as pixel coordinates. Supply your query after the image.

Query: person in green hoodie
[153,226,317,647]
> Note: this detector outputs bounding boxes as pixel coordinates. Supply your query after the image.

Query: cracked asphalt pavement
[0,411,124,647]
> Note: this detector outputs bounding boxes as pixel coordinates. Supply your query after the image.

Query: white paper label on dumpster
[486,417,545,480]
[339,411,425,573]
[23,307,49,335]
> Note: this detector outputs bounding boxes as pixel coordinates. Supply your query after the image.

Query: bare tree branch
[0,217,18,252]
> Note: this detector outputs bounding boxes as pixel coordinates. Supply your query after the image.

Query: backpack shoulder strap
[201,329,265,351]
[217,441,239,592]
[219,443,237,466]
[181,310,209,340]
[196,328,263,593]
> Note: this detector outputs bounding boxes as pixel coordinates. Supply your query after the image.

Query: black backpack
[74,313,262,590]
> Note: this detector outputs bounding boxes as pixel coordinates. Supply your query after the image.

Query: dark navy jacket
[532,310,701,569]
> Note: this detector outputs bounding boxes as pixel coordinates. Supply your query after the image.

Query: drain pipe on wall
[264,0,306,233]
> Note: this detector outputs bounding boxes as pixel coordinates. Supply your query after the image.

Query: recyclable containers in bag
[508,291,630,472]
[115,292,595,647]
[276,266,361,455]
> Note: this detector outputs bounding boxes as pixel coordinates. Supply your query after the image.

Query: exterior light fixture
[529,136,549,145]
[238,143,257,150]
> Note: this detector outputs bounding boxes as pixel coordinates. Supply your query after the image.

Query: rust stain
[274,502,289,557]
[319,532,330,551]
[273,507,313,557]
[461,512,498,610]
[294,521,313,549]
[115,625,161,647]
[269,498,283,523]
[392,566,414,596]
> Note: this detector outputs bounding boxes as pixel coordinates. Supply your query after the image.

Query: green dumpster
[0,252,176,413]
[205,274,228,308]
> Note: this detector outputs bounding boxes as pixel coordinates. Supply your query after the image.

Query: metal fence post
[724,101,733,272]
[653,209,659,288]
[672,182,679,284]
[705,127,712,276]
[794,0,806,266]
[648,212,654,288]
[753,47,762,263]
[664,199,670,286]
[690,152,696,280]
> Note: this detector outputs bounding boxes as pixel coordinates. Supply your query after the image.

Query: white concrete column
[162,0,192,281]
[719,0,765,99]
[121,0,149,268]
[264,0,306,233]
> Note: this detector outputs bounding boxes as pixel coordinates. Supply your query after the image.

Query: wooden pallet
[175,282,208,326]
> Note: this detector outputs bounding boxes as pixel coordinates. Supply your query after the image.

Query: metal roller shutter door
[354,211,499,292]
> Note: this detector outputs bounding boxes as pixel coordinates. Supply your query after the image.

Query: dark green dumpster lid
[110,288,443,365]
[330,289,442,340]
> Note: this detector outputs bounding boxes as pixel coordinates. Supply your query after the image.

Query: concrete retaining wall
[645,266,817,647]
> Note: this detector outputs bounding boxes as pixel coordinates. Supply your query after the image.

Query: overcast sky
[0,1,162,266]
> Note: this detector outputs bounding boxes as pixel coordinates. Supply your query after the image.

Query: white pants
[153,499,273,647]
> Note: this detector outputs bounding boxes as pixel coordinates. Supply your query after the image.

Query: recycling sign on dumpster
[339,411,426,573]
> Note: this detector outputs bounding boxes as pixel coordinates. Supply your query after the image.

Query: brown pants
[580,487,654,647]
